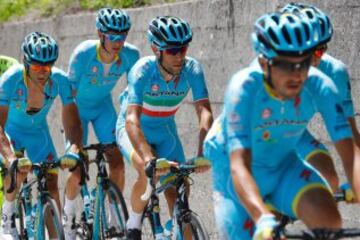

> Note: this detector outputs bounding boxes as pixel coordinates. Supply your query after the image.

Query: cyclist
[0,55,18,223]
[280,2,360,195]
[116,16,213,239]
[0,32,83,240]
[63,7,140,239]
[203,12,360,240]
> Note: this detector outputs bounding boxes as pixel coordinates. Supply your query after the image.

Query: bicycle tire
[35,195,64,240]
[177,211,209,240]
[97,180,128,239]
[16,198,27,239]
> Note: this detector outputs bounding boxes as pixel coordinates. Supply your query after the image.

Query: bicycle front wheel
[35,195,64,240]
[95,180,128,239]
[141,210,156,239]
[176,211,209,240]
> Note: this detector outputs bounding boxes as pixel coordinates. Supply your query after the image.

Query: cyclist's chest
[142,77,190,105]
[9,82,57,114]
[251,94,315,144]
[79,59,127,89]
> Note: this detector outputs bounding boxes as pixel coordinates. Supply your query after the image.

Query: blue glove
[254,214,278,240]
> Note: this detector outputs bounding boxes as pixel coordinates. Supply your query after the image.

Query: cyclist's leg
[297,129,338,191]
[93,97,125,191]
[156,121,186,217]
[270,153,341,229]
[23,124,60,238]
[116,118,146,233]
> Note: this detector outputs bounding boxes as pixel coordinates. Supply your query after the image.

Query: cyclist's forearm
[126,120,154,162]
[348,117,360,148]
[195,100,213,156]
[230,149,270,222]
[0,126,16,164]
[62,103,83,150]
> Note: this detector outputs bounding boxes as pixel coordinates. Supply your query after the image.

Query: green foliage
[0,0,179,23]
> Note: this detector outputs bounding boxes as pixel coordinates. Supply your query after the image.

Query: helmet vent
[160,18,167,24]
[169,25,177,38]
[287,15,295,24]
[303,23,310,41]
[268,28,279,45]
[182,23,188,35]
[271,15,280,24]
[319,18,325,36]
[281,26,291,44]
[295,27,303,46]
[159,27,169,39]
[178,26,184,39]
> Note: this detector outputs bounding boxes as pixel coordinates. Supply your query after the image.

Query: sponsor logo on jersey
[151,84,159,92]
[92,66,98,73]
[262,108,271,119]
[300,169,312,181]
[255,119,307,130]
[17,89,23,96]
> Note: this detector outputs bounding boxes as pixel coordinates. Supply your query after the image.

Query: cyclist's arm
[194,99,213,156]
[334,138,360,201]
[230,148,271,222]
[348,117,360,148]
[125,105,155,163]
[62,103,83,153]
[0,106,16,166]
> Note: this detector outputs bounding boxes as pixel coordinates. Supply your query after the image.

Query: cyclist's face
[28,63,52,86]
[158,45,188,75]
[99,30,127,55]
[262,54,311,99]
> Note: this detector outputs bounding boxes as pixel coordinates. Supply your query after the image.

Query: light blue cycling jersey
[0,64,74,129]
[116,56,209,173]
[68,40,140,108]
[121,55,209,125]
[67,40,140,144]
[0,64,74,164]
[204,65,351,239]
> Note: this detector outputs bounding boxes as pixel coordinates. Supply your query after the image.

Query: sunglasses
[269,56,312,73]
[29,64,52,73]
[104,33,127,42]
[314,45,328,58]
[163,45,188,56]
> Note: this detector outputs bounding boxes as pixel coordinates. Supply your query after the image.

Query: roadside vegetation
[0,0,181,23]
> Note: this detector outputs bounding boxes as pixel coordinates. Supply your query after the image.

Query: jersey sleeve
[125,46,140,76]
[187,60,209,102]
[67,44,88,91]
[224,76,253,153]
[312,74,352,142]
[0,66,18,106]
[56,70,75,106]
[127,63,145,106]
[336,66,354,118]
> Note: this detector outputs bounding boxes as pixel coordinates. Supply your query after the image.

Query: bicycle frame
[144,166,195,240]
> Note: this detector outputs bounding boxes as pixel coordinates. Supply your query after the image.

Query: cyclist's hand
[16,158,32,174]
[254,214,279,240]
[60,151,80,170]
[189,157,211,173]
[339,183,355,203]
[145,158,178,177]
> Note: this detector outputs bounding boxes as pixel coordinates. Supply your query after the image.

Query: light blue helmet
[96,8,131,33]
[281,3,333,44]
[252,12,319,59]
[22,32,58,64]
[147,16,192,50]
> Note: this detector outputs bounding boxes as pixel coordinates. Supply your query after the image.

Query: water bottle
[163,218,173,238]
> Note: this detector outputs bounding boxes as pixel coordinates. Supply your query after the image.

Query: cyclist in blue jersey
[203,12,360,240]
[281,2,360,195]
[63,8,140,238]
[0,32,83,240]
[116,16,213,239]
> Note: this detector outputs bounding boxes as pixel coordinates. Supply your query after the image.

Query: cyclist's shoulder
[305,67,337,94]
[130,56,156,74]
[320,54,348,74]
[122,42,140,55]
[72,40,98,56]
[227,66,264,94]
[183,56,204,74]
[51,67,67,79]
[1,64,23,81]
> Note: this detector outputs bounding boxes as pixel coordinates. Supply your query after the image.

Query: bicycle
[140,158,210,240]
[76,142,128,240]
[0,162,5,221]
[7,159,65,239]
[274,190,360,239]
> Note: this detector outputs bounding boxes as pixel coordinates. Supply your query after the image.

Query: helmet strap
[100,35,110,54]
[266,61,274,88]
